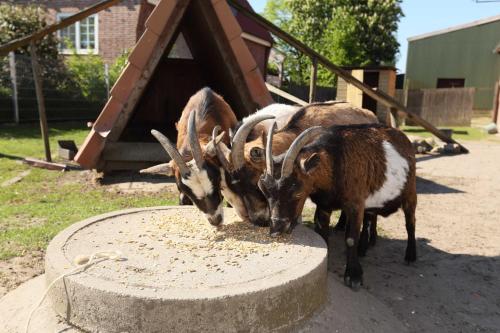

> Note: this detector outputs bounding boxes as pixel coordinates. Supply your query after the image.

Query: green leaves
[263,0,403,86]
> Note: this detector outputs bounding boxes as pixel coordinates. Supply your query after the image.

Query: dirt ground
[1,141,500,332]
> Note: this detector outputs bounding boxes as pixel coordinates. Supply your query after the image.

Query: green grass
[0,122,175,260]
[402,125,499,142]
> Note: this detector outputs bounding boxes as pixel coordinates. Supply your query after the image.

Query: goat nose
[208,214,223,227]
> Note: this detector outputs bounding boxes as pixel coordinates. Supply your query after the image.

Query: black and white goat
[258,123,417,289]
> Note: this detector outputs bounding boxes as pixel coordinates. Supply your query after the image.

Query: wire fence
[0,52,110,123]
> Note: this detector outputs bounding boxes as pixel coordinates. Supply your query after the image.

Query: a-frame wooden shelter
[74,0,273,172]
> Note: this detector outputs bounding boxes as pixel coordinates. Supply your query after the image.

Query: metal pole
[8,52,20,124]
[104,63,110,99]
[309,57,318,103]
[29,41,52,162]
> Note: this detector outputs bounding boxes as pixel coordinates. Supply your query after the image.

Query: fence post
[104,63,110,99]
[29,41,52,162]
[309,57,317,103]
[8,52,20,124]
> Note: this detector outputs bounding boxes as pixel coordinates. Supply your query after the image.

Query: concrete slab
[0,273,408,333]
[44,206,328,332]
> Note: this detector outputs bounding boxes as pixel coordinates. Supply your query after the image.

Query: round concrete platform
[45,206,328,333]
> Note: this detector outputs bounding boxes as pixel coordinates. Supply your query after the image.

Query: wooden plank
[24,158,67,171]
[29,42,51,162]
[103,142,170,162]
[0,0,121,56]
[309,57,318,103]
[227,0,468,153]
[107,0,191,142]
[8,52,19,124]
[265,83,308,106]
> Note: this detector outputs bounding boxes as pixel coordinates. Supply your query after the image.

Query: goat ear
[140,160,175,176]
[249,146,265,162]
[299,153,321,174]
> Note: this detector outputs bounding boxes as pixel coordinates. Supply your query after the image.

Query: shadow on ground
[325,231,500,333]
[416,176,464,194]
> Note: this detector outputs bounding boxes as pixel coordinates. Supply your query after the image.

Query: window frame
[56,13,99,55]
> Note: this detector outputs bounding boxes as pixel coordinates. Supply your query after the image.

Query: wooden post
[8,52,20,124]
[29,42,52,162]
[309,57,318,103]
[492,81,499,125]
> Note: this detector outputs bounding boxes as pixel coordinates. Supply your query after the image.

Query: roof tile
[74,129,105,169]
[212,0,243,41]
[110,63,142,104]
[230,37,257,73]
[129,30,160,71]
[145,0,177,35]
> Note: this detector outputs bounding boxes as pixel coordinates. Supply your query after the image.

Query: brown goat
[259,123,417,289]
[141,87,239,226]
[215,101,379,226]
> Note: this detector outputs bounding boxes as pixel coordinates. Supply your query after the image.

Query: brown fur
[260,124,417,288]
[244,102,378,171]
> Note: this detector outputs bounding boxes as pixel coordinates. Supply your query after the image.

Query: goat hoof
[405,249,417,264]
[344,275,363,290]
[351,280,362,291]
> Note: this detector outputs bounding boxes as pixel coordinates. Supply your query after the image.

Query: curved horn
[151,129,190,178]
[265,121,277,176]
[188,111,204,169]
[212,126,231,171]
[231,114,275,170]
[281,126,325,179]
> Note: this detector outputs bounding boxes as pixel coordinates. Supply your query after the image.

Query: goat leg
[344,204,364,291]
[314,207,332,245]
[333,210,347,232]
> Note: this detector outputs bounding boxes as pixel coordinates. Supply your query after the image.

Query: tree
[263,0,403,86]
[0,4,67,85]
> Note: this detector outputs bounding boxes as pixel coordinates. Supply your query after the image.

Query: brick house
[7,0,273,73]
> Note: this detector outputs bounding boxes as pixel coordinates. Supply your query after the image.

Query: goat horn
[281,126,325,179]
[265,121,277,176]
[188,111,204,170]
[212,126,231,171]
[231,114,275,170]
[151,130,190,178]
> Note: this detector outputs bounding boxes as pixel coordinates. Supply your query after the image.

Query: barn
[405,14,500,118]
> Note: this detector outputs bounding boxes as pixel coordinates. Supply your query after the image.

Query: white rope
[25,250,125,333]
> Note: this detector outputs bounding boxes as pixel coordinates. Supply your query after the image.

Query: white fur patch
[346,237,355,247]
[243,104,300,130]
[181,161,213,200]
[365,141,409,209]
[220,169,248,220]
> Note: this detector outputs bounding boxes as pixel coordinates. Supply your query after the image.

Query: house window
[57,13,98,54]
[437,78,465,88]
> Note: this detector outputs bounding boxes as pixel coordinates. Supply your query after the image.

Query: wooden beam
[24,158,67,171]
[265,83,308,106]
[103,142,169,162]
[0,0,122,56]
[29,42,51,162]
[309,57,318,103]
[228,0,468,153]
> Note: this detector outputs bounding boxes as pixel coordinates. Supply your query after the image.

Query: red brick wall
[8,0,141,63]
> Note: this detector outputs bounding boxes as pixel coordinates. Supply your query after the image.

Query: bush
[65,55,107,103]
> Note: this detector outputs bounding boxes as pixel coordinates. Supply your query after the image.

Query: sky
[247,0,500,72]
